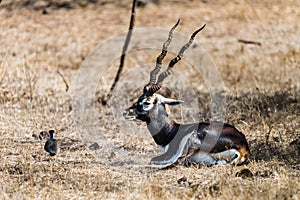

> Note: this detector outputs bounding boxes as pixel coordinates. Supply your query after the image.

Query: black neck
[147,121,180,146]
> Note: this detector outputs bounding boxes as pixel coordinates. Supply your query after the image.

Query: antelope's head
[123,19,205,124]
[123,93,183,124]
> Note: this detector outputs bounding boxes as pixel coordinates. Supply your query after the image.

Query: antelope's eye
[144,102,151,105]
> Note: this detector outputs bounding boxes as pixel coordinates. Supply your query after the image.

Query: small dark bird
[44,130,58,156]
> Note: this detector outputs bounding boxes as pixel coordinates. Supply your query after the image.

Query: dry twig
[57,70,69,92]
[238,39,262,46]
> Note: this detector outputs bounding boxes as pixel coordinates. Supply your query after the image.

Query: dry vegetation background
[0,0,299,199]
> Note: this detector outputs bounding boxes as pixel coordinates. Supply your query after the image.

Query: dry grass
[0,0,299,199]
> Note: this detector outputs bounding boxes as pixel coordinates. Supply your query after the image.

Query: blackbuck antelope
[123,20,250,168]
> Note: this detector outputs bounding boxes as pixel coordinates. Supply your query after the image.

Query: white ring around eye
[143,104,153,111]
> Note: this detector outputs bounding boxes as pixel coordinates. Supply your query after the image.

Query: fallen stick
[238,39,262,46]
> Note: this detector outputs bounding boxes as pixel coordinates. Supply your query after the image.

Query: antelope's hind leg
[189,149,243,166]
[230,146,249,165]
[188,152,221,165]
[213,149,244,165]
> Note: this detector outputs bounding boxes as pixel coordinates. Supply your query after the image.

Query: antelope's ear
[159,96,184,106]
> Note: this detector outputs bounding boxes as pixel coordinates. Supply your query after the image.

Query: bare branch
[108,0,137,99]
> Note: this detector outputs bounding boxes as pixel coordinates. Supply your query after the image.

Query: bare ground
[0,0,299,199]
